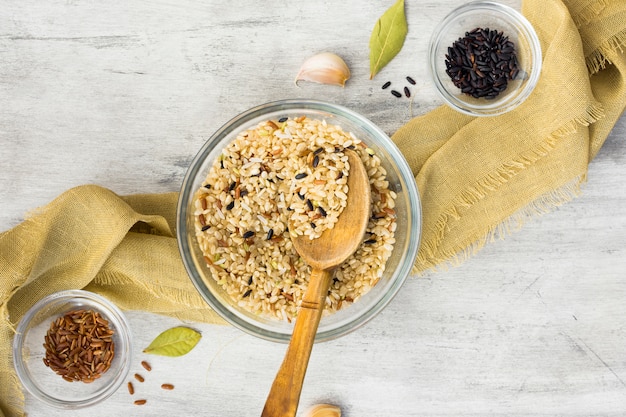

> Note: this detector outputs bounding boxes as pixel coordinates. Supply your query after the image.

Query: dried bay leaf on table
[369,0,408,79]
[143,326,202,357]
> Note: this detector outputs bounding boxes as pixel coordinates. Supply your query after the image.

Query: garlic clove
[295,52,351,87]
[304,403,341,417]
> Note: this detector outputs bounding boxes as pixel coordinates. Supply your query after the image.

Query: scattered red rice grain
[141,360,152,372]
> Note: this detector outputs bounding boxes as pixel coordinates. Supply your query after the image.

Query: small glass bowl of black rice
[428,1,541,116]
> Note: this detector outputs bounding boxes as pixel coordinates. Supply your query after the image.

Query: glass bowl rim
[176,98,422,343]
[12,289,133,409]
[428,0,542,116]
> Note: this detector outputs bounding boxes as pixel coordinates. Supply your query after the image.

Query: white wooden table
[2,1,625,416]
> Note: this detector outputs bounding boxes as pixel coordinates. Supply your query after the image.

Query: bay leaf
[369,0,408,80]
[143,326,202,357]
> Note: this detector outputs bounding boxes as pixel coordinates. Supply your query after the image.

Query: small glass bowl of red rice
[12,290,132,408]
[177,99,421,343]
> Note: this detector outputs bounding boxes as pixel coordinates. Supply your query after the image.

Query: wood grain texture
[262,149,371,417]
[2,0,625,416]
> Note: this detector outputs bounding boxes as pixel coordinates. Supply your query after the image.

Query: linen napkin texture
[1,0,625,416]
[392,0,626,272]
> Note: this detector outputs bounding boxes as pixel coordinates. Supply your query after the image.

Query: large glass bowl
[12,290,132,408]
[429,1,542,116]
[177,99,421,343]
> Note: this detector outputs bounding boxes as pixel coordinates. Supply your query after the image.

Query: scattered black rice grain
[318,206,327,217]
[240,189,249,197]
[203,184,211,189]
[314,147,324,155]
[266,229,274,240]
[382,81,391,89]
[201,225,210,232]
[390,90,402,98]
[346,144,356,150]
[306,199,314,211]
[297,192,305,201]
[243,230,255,239]
[406,76,416,85]
[229,181,237,191]
[336,172,344,180]
[364,238,377,244]
[243,289,252,298]
[226,201,235,211]
[444,27,518,99]
[295,172,308,180]
[310,222,317,229]
[404,86,411,98]
[312,155,320,168]
[278,116,288,123]
[248,276,253,285]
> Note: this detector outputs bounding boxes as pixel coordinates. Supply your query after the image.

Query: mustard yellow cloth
[392,0,626,272]
[1,0,625,416]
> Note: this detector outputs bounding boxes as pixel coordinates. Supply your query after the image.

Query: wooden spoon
[261,149,371,417]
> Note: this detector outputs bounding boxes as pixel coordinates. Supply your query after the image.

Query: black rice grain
[295,173,308,180]
[390,89,402,98]
[278,117,288,123]
[444,27,519,99]
[312,155,319,168]
[406,76,416,85]
[382,81,391,89]
[266,229,274,240]
[201,225,210,232]
[306,199,314,211]
[404,86,411,98]
[243,231,255,239]
[318,206,327,217]
[364,238,377,244]
[226,201,235,211]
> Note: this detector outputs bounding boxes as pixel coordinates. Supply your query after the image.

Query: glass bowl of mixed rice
[177,99,421,342]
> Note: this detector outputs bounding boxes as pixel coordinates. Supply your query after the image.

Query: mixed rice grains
[193,116,397,321]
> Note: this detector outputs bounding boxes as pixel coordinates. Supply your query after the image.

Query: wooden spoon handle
[261,268,332,417]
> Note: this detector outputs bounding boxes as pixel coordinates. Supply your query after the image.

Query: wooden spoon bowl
[261,149,371,417]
